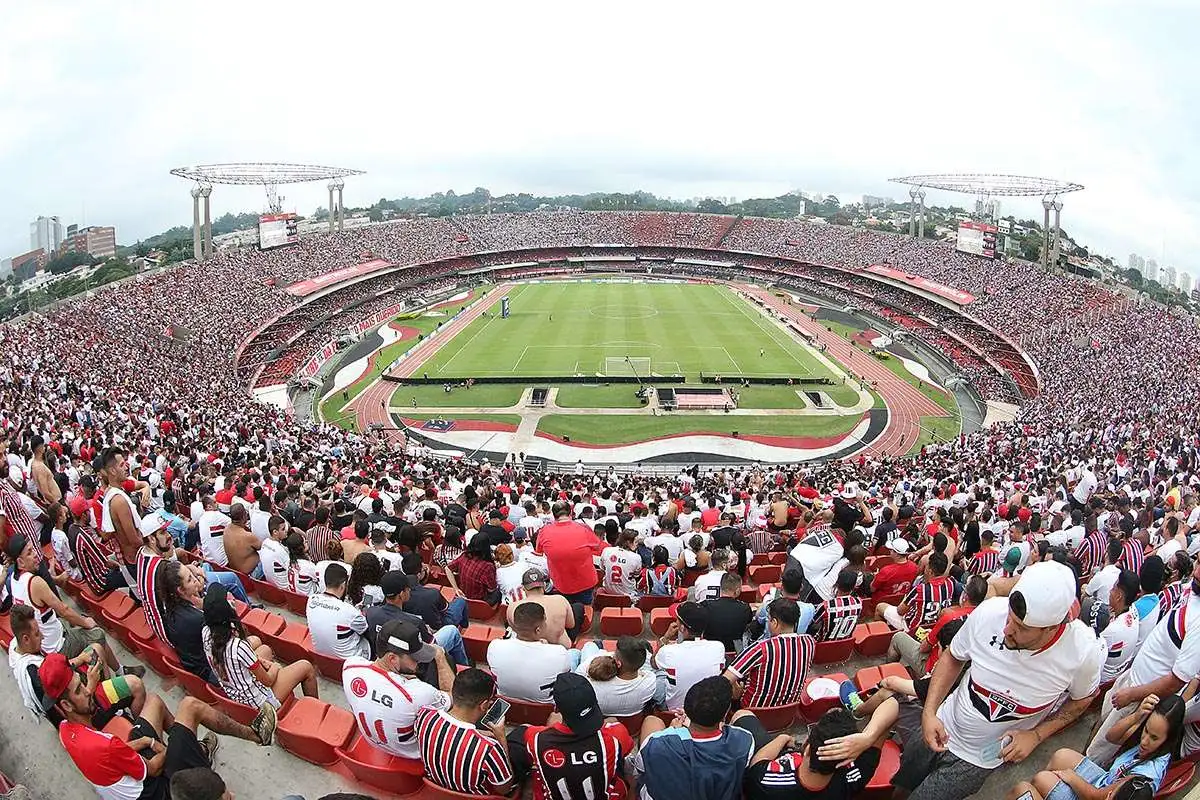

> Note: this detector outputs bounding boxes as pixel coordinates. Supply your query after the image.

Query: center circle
[588,305,659,320]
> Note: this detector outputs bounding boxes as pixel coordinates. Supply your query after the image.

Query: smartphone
[89,649,100,667]
[480,697,510,728]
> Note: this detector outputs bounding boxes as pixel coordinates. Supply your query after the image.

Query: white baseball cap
[886,538,911,554]
[1011,562,1076,628]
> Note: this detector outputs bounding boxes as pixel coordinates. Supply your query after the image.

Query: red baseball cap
[1017,507,1032,523]
[38,653,75,705]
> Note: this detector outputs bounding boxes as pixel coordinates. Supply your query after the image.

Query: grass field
[536,414,863,444]
[413,283,837,380]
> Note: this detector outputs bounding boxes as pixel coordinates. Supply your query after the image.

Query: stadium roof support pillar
[1041,198,1053,269]
[327,183,336,232]
[336,180,345,232]
[917,190,926,239]
[1050,201,1063,270]
[199,185,213,262]
[191,187,202,261]
[909,188,919,237]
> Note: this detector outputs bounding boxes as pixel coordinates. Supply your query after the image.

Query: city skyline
[2,2,1198,272]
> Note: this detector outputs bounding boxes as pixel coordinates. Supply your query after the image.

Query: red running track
[744,286,947,457]
[351,284,514,441]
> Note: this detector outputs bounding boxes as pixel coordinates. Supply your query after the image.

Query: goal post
[604,356,651,377]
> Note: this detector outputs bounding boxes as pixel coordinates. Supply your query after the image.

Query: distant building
[61,226,117,260]
[1161,264,1176,288]
[1146,259,1159,283]
[1128,253,1145,274]
[11,249,47,281]
[30,216,64,253]
[1178,271,1192,293]
[0,258,10,280]
[862,195,893,208]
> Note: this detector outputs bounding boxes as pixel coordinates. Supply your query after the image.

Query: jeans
[203,564,249,603]
[250,562,265,580]
[433,624,470,666]
[444,597,468,628]
[561,588,594,606]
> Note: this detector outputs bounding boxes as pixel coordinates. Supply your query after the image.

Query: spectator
[415,668,516,796]
[508,567,577,647]
[877,551,958,636]
[601,530,643,599]
[201,584,318,710]
[810,569,864,642]
[653,601,726,711]
[725,598,815,709]
[304,506,336,563]
[1096,569,1142,682]
[639,544,679,597]
[753,567,816,641]
[258,514,291,589]
[487,602,578,703]
[158,560,219,685]
[284,532,320,595]
[576,635,661,716]
[494,543,528,605]
[343,619,454,759]
[703,572,754,653]
[170,767,230,800]
[522,672,635,800]
[223,505,262,579]
[306,562,369,660]
[365,572,469,666]
[399,551,468,630]
[537,501,605,605]
[196,494,231,567]
[345,551,384,609]
[895,562,1103,800]
[447,535,500,605]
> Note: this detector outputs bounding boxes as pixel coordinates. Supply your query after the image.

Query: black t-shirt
[364,604,433,658]
[746,745,880,800]
[295,510,316,531]
[832,500,864,532]
[164,604,217,684]
[872,521,898,550]
[702,597,754,652]
[403,585,450,629]
[476,523,512,547]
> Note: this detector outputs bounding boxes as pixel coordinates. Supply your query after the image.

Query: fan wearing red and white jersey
[878,552,958,636]
[810,571,863,642]
[196,496,231,566]
[1098,570,1142,682]
[894,563,1102,800]
[343,618,454,760]
[602,531,643,599]
[306,563,370,660]
[724,597,814,708]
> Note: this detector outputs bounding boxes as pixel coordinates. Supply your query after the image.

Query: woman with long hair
[157,560,218,685]
[285,532,320,595]
[345,551,384,608]
[447,534,500,604]
[639,545,678,597]
[201,584,318,709]
[1009,693,1184,800]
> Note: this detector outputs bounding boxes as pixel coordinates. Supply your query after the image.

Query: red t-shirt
[59,721,147,800]
[700,508,721,529]
[536,520,605,594]
[872,560,918,599]
[924,604,974,673]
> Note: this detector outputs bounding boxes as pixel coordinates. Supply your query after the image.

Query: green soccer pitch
[411,282,836,379]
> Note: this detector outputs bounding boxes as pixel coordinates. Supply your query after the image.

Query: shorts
[127,716,211,800]
[881,604,908,632]
[1044,757,1106,800]
[731,713,773,754]
[893,732,993,800]
[61,619,107,660]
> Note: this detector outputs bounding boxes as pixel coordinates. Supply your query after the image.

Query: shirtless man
[223,505,263,578]
[30,436,62,505]
[506,567,576,647]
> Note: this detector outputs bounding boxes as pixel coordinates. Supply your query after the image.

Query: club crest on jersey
[968,678,1033,723]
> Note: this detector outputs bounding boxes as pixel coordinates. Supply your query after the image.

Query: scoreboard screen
[956,221,999,259]
[258,213,299,249]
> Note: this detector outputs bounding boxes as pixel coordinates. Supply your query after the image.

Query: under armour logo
[988,635,1009,651]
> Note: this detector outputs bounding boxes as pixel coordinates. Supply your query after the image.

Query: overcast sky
[3,1,1196,274]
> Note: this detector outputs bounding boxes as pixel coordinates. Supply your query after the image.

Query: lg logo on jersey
[543,749,599,768]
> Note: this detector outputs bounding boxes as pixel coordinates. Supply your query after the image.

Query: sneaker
[251,702,277,746]
[839,679,863,713]
[120,664,147,679]
[0,787,32,800]
[200,732,220,764]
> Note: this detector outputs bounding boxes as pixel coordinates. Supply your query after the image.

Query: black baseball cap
[668,601,709,635]
[380,572,417,597]
[552,672,604,737]
[377,619,435,663]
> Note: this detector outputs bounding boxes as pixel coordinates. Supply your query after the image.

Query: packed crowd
[0,211,1198,799]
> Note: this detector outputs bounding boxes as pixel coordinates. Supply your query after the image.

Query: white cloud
[0,0,1196,269]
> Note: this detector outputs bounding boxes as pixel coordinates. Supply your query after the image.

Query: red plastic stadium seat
[861,591,902,620]
[748,565,781,585]
[463,625,504,663]
[854,662,910,692]
[98,591,138,626]
[420,778,507,800]
[593,591,632,610]
[579,605,594,635]
[501,696,555,725]
[757,583,779,600]
[276,698,356,766]
[78,585,108,616]
[744,702,802,734]
[163,653,219,704]
[304,635,345,681]
[334,735,424,795]
[614,712,645,738]
[269,622,312,665]
[767,552,787,565]
[649,608,673,636]
[1156,761,1195,799]
[749,553,773,567]
[466,598,502,623]
[636,595,676,612]
[813,636,856,666]
[799,672,848,723]
[862,739,902,799]
[254,579,287,607]
[284,590,309,616]
[853,622,893,657]
[599,608,644,637]
[240,608,286,638]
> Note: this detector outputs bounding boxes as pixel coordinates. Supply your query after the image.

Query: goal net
[604,356,652,377]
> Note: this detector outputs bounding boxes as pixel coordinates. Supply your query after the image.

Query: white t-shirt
[495,561,528,605]
[306,592,370,659]
[1129,592,1200,686]
[576,652,658,716]
[692,570,725,602]
[313,560,351,594]
[288,559,321,595]
[197,510,232,565]
[342,657,450,759]
[1099,609,1141,682]
[486,638,573,703]
[789,527,843,582]
[248,508,272,543]
[627,517,659,541]
[936,597,1102,768]
[645,533,683,562]
[259,538,291,589]
[9,647,45,718]
[1073,470,1098,505]
[602,547,643,598]
[1085,564,1120,602]
[655,639,727,711]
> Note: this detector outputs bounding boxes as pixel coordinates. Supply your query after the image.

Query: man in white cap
[892,561,1103,800]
